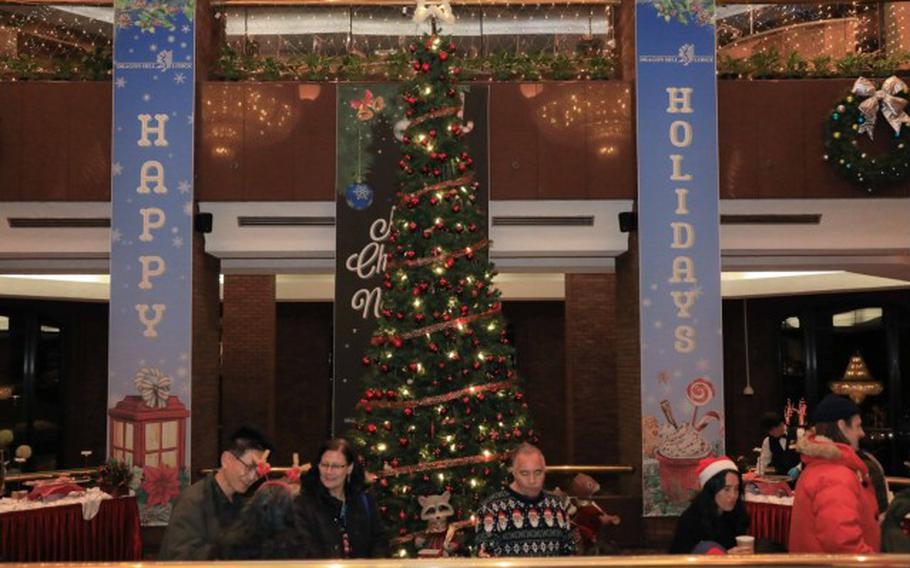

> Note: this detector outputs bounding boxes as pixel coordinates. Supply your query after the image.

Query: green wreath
[823,78,910,192]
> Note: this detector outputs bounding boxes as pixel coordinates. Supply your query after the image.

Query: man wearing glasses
[158,426,273,559]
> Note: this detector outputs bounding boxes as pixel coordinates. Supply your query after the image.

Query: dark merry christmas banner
[108,0,195,525]
[333,84,489,436]
[635,0,725,516]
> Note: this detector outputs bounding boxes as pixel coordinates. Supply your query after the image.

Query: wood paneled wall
[3,79,908,202]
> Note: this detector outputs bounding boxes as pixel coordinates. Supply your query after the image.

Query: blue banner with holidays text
[635,0,725,517]
[108,0,195,525]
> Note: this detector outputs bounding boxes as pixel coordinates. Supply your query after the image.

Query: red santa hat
[696,456,738,488]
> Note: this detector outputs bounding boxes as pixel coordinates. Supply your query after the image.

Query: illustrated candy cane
[695,411,722,432]
[687,377,715,426]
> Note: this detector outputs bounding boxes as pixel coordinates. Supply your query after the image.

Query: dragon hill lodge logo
[639,44,713,66]
[115,49,192,71]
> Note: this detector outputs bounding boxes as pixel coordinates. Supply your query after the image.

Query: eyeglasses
[318,462,349,471]
[232,453,259,476]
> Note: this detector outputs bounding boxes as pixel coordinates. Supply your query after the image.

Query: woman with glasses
[295,438,388,558]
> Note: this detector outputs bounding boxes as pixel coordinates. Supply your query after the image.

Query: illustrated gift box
[108,395,189,469]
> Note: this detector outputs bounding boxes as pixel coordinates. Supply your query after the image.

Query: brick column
[564,273,618,465]
[222,275,277,443]
[615,236,641,497]
[191,0,225,475]
[191,232,221,475]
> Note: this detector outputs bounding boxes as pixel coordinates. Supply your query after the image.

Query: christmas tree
[350,34,536,557]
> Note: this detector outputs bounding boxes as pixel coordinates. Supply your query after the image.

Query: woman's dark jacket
[669,500,749,553]
[294,476,388,559]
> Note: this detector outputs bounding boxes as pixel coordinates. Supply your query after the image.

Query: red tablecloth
[746,500,792,549]
[0,496,142,562]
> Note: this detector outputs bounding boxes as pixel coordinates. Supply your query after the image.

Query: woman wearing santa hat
[669,456,751,554]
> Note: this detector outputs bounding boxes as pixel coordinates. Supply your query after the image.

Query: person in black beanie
[789,394,880,553]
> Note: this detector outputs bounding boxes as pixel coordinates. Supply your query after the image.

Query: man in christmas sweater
[475,443,574,557]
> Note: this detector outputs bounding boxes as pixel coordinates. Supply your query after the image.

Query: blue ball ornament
[345,182,374,211]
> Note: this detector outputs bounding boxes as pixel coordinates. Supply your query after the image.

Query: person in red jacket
[789,394,880,553]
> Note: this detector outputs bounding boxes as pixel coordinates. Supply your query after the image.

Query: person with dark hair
[669,456,751,554]
[294,438,387,558]
[474,443,575,557]
[217,480,305,559]
[759,411,799,475]
[789,393,880,553]
[158,426,273,560]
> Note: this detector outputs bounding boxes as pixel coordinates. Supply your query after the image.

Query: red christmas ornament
[391,336,403,348]
[361,356,371,366]
[439,51,449,61]
[408,362,419,372]
[421,62,431,72]
[367,423,377,434]
[399,437,410,447]
[403,407,414,418]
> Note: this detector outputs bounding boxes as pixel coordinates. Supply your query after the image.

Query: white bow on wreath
[413,0,455,25]
[852,76,910,140]
[134,367,172,409]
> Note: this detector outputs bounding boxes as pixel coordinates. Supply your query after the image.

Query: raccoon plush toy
[414,491,462,557]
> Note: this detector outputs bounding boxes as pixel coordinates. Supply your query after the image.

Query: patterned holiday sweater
[474,487,575,557]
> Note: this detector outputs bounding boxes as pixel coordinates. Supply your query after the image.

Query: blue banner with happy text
[108,0,195,525]
[635,0,725,516]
